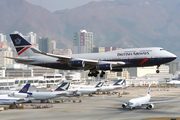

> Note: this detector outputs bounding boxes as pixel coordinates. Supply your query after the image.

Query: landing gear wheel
[100,71,105,77]
[100,74,103,77]
[156,65,160,73]
[156,70,159,73]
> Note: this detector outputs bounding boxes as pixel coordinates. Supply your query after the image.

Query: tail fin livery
[19,83,30,93]
[95,81,104,88]
[113,79,126,86]
[55,82,70,91]
[147,84,151,95]
[10,34,41,57]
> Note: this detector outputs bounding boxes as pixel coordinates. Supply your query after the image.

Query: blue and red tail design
[10,34,41,58]
[55,82,70,91]
[19,83,30,93]
[10,34,32,56]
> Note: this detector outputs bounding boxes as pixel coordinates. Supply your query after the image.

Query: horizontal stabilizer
[6,57,35,62]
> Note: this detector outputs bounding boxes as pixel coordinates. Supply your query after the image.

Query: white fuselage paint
[128,94,151,108]
[0,94,25,105]
[28,91,67,100]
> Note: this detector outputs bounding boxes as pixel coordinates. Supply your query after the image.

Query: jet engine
[68,60,85,67]
[97,64,112,70]
[147,104,154,109]
[9,92,29,98]
[122,103,128,108]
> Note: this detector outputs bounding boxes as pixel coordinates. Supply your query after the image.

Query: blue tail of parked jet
[95,81,104,88]
[19,83,30,93]
[55,82,70,91]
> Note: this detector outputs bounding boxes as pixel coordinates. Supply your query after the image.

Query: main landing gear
[156,65,160,73]
[88,70,105,77]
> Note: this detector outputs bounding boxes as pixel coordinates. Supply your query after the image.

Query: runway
[0,87,180,120]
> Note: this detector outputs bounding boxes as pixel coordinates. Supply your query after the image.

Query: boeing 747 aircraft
[8,34,177,77]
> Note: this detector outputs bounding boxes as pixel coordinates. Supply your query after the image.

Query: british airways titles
[117,51,150,56]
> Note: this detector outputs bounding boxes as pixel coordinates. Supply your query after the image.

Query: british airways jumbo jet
[8,34,177,77]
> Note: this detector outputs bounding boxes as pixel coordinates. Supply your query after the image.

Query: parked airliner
[99,79,126,92]
[103,85,180,111]
[0,84,30,105]
[67,81,104,96]
[0,94,28,105]
[8,34,177,77]
[0,83,31,98]
[27,82,70,102]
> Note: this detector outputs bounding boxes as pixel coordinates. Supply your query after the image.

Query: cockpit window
[160,49,164,51]
[129,102,133,105]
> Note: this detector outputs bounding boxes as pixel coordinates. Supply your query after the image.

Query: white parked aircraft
[98,79,126,92]
[27,82,70,102]
[8,34,177,77]
[0,94,28,105]
[0,83,31,98]
[67,81,104,96]
[103,85,180,110]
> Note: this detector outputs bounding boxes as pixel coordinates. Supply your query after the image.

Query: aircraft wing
[146,99,180,104]
[38,52,126,66]
[16,98,26,102]
[56,92,67,96]
[40,52,72,62]
[6,57,35,62]
[103,97,128,103]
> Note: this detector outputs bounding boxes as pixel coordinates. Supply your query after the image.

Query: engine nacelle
[147,104,154,109]
[68,60,85,67]
[111,68,123,72]
[9,92,29,98]
[97,64,112,70]
[122,103,128,108]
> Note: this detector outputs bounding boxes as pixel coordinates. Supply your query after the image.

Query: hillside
[54,0,180,55]
[0,0,180,57]
[0,0,71,48]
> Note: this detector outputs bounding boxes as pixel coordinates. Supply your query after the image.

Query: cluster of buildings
[0,30,180,88]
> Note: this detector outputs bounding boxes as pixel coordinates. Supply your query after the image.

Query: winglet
[19,83,30,93]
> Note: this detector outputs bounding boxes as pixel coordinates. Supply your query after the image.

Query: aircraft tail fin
[19,83,30,93]
[55,82,70,91]
[113,79,126,86]
[10,34,41,57]
[95,81,104,88]
[147,84,151,95]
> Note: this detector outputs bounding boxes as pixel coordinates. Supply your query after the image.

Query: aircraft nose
[171,53,177,60]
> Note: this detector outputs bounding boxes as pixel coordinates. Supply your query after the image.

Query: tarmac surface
[1,87,180,120]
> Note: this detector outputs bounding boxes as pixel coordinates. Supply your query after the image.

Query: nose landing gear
[156,65,160,73]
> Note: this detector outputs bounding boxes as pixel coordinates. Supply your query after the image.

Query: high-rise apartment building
[38,37,52,53]
[73,30,93,54]
[0,45,13,68]
[12,31,37,44]
[26,32,37,44]
[0,33,6,42]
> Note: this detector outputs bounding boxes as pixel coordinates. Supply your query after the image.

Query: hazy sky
[26,0,102,12]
